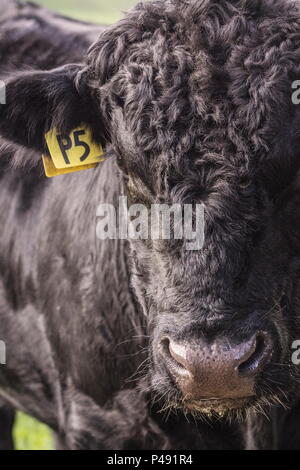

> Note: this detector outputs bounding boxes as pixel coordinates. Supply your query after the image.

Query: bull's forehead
[91,0,298,196]
[106,42,273,195]
[112,100,259,198]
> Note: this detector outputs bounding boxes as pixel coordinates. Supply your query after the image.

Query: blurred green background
[9,0,138,451]
[35,0,137,24]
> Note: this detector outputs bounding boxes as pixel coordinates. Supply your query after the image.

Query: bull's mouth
[182,397,253,416]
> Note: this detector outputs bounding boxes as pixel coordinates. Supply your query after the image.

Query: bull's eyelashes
[280,294,289,311]
[125,177,154,207]
[260,158,300,203]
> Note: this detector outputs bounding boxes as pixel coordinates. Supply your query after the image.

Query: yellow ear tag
[42,125,105,178]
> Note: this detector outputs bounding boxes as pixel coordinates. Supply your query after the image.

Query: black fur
[0,400,15,450]
[1,0,300,449]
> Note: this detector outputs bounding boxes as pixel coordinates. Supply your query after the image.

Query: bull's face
[1,0,300,420]
[126,172,300,417]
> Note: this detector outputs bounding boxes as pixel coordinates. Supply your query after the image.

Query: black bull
[1,0,300,450]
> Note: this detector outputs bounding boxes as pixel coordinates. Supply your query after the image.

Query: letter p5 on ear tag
[42,125,105,178]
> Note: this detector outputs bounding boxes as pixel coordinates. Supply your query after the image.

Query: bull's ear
[0,64,105,153]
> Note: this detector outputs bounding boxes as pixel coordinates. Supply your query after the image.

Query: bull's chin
[182,397,253,416]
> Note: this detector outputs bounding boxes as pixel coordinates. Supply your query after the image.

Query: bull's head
[1,0,300,419]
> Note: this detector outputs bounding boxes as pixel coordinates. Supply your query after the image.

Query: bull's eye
[126,178,153,207]
[126,185,138,206]
[280,294,289,314]
[239,177,251,189]
[125,178,141,205]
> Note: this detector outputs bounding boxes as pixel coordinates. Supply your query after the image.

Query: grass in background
[34,0,138,24]
[11,0,138,451]
[13,413,53,450]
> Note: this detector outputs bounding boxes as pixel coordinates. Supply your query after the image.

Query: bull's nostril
[160,337,190,374]
[160,337,171,357]
[160,332,272,401]
[238,333,272,377]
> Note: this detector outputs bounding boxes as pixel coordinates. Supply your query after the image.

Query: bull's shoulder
[0,0,105,71]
